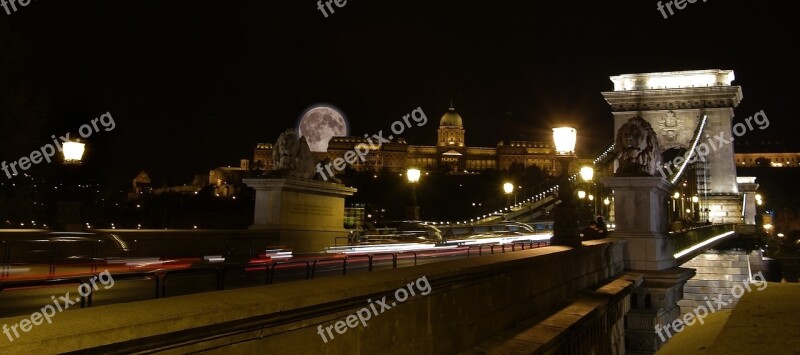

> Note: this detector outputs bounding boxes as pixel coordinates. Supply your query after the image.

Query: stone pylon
[601,176,695,354]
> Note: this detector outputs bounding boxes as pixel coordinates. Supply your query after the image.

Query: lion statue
[270,128,318,180]
[614,116,660,176]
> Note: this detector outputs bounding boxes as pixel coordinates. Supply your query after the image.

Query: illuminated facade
[735,152,800,167]
[254,105,558,175]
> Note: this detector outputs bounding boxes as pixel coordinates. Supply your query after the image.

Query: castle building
[253,105,560,175]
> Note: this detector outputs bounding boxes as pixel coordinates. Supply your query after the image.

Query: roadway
[0,242,546,318]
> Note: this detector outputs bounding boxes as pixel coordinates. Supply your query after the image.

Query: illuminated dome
[439,106,463,127]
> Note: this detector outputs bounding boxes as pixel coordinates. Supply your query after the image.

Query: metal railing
[0,277,93,308]
[0,240,6,278]
[107,272,162,299]
[269,260,311,285]
[311,258,347,279]
[220,263,271,288]
[672,223,736,255]
[1,237,554,314]
[467,241,550,257]
[2,239,108,279]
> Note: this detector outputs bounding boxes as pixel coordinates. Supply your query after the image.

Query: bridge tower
[599,69,747,354]
[602,69,744,223]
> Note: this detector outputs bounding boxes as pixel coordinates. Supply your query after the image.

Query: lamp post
[551,127,582,247]
[406,168,421,220]
[672,192,680,221]
[58,139,86,232]
[580,166,594,216]
[503,182,514,206]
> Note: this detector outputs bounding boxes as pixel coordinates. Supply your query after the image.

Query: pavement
[658,282,800,355]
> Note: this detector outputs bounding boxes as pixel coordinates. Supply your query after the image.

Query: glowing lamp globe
[579,167,594,182]
[406,168,421,183]
[63,141,85,164]
[503,182,514,194]
[552,127,577,156]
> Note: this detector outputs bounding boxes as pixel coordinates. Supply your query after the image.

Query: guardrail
[672,223,736,256]
[0,239,553,314]
[220,263,270,288]
[1,240,6,278]
[2,239,109,279]
[269,260,310,285]
[0,277,93,308]
[466,241,550,257]
[107,272,162,299]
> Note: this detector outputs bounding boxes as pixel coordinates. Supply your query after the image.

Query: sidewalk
[658,283,800,354]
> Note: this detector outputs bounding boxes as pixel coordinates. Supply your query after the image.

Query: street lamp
[580,167,594,182]
[503,182,515,206]
[670,192,680,221]
[58,139,86,231]
[406,168,421,220]
[553,127,577,156]
[579,166,595,215]
[63,139,86,165]
[551,126,582,247]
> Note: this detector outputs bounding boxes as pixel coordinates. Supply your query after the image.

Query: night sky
[1,0,797,186]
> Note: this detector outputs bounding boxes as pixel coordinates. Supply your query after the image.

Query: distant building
[735,140,800,167]
[252,143,273,172]
[208,159,250,198]
[130,159,250,200]
[253,105,560,175]
[129,171,204,199]
[735,152,800,167]
[130,171,153,199]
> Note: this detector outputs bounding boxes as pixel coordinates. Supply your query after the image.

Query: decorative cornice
[602,86,743,112]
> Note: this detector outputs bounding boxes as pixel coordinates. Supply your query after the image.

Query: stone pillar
[601,177,675,271]
[737,177,759,225]
[601,176,695,354]
[243,178,356,253]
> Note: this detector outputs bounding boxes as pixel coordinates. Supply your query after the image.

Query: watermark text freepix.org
[317,0,350,18]
[1,111,116,180]
[1,0,31,16]
[317,275,431,343]
[657,110,768,179]
[3,270,115,342]
[657,0,708,20]
[316,107,427,181]
[654,271,767,341]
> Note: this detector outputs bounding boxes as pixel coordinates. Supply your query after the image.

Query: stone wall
[678,250,752,314]
[0,240,628,354]
[705,195,744,224]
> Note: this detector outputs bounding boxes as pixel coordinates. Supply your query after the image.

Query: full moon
[298,105,348,152]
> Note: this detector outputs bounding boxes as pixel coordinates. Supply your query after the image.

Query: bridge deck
[659,282,800,354]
